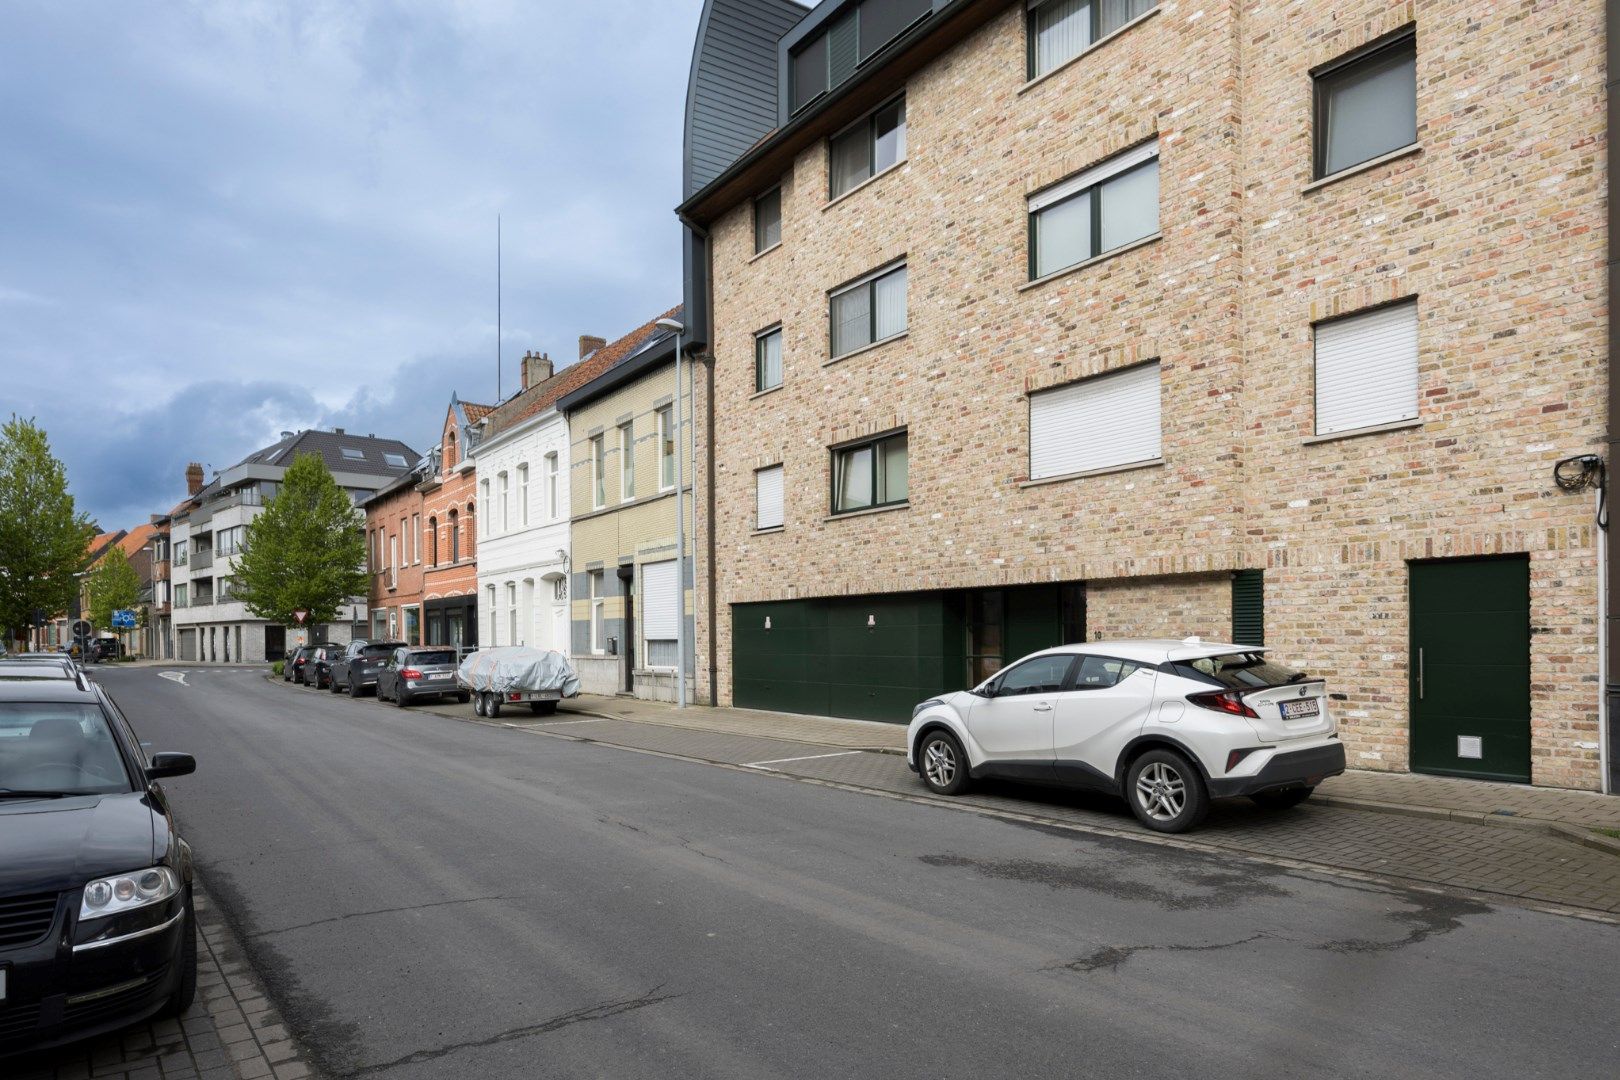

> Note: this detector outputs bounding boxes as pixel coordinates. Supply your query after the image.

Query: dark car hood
[0,793,157,895]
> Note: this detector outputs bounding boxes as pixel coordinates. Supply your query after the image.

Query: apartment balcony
[191,548,213,570]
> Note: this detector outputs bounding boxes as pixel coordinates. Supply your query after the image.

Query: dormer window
[789,0,932,114]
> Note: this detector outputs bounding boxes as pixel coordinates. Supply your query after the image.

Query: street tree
[232,452,366,628]
[85,543,141,636]
[0,415,94,643]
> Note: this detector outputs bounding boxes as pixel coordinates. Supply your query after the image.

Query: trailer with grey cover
[456,647,582,718]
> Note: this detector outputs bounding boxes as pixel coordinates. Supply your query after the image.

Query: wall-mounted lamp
[764,616,772,630]
[867,614,876,628]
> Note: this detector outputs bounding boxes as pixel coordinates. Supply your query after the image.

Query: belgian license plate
[1281,699,1320,720]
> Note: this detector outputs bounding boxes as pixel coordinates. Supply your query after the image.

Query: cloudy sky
[0,0,701,529]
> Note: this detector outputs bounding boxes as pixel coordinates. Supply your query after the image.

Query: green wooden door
[1409,557,1531,782]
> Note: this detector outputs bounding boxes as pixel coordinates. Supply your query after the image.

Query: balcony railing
[191,548,213,570]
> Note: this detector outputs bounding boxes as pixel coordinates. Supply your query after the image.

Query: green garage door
[1409,557,1531,782]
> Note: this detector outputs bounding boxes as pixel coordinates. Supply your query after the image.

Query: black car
[0,671,197,1055]
[305,645,344,691]
[329,640,406,697]
[376,647,468,707]
[284,646,314,684]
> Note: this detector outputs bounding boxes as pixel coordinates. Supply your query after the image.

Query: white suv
[906,638,1346,833]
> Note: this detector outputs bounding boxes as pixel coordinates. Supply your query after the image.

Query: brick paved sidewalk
[10,882,316,1080]
[539,694,1620,839]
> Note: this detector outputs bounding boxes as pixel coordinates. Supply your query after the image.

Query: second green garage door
[1409,556,1531,782]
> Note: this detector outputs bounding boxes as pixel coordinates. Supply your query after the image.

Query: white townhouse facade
[471,352,574,653]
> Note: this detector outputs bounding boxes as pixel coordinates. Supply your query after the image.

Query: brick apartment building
[365,460,429,645]
[677,0,1608,790]
[413,396,492,650]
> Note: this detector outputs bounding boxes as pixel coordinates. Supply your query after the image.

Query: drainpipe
[681,209,720,707]
[1606,0,1619,794]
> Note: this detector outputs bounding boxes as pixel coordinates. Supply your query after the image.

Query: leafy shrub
[271,660,284,676]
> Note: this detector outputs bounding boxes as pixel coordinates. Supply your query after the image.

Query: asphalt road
[91,665,1619,1079]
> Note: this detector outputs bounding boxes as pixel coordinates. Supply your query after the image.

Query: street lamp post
[655,317,688,708]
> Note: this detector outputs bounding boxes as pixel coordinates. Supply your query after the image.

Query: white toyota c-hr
[906,638,1346,833]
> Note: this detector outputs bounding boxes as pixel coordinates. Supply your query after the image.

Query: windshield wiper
[0,789,77,800]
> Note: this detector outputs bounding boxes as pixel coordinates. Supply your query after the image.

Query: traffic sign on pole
[293,610,309,625]
[112,609,137,629]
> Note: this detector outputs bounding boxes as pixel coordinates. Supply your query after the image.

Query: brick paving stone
[8,878,319,1080]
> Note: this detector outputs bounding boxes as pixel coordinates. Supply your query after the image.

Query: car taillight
[400,668,423,680]
[1187,689,1260,719]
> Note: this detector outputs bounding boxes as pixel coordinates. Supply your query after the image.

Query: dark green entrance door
[1409,556,1530,782]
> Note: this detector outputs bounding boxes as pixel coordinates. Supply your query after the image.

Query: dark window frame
[828,94,907,200]
[1025,0,1159,81]
[1027,145,1159,281]
[755,324,784,392]
[828,260,907,359]
[1311,26,1418,180]
[829,428,909,516]
[754,186,782,254]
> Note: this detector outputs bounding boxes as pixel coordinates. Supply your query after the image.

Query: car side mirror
[148,752,196,780]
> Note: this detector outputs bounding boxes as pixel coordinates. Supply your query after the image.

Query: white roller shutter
[1029,362,1161,480]
[641,559,680,641]
[1314,300,1419,436]
[756,466,784,530]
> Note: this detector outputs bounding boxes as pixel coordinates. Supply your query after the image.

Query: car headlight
[80,866,180,919]
[911,698,943,719]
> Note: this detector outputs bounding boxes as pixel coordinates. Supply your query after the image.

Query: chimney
[185,462,204,496]
[333,427,345,435]
[521,350,554,390]
[578,334,606,360]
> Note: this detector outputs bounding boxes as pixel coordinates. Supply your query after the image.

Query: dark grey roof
[234,429,420,479]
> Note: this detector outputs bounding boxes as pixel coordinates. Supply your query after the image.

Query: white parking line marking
[741,751,863,770]
[158,672,189,686]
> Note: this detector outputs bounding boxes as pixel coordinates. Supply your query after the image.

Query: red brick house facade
[415,395,491,649]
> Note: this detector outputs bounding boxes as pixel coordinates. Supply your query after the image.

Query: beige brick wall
[1086,574,1233,644]
[694,0,1607,789]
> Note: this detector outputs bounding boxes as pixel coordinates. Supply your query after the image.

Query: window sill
[751,525,785,536]
[824,331,909,367]
[824,502,910,522]
[750,384,784,401]
[749,242,782,264]
[1303,143,1422,193]
[823,159,907,212]
[1019,458,1164,488]
[1019,233,1162,292]
[1302,418,1423,445]
[1018,6,1161,95]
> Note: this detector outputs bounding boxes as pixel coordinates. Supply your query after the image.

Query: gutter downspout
[681,209,720,707]
[1606,0,1619,795]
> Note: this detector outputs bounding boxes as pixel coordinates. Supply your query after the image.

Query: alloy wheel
[923,738,957,789]
[1135,762,1186,821]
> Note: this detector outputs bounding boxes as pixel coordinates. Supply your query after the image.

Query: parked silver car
[376,647,468,708]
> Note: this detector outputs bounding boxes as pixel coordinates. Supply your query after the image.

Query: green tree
[0,416,95,642]
[232,453,366,627]
[85,543,141,631]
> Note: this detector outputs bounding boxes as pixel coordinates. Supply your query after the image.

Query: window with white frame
[1313,299,1419,436]
[545,453,559,519]
[388,535,398,588]
[656,407,675,491]
[485,584,497,644]
[506,582,518,646]
[1027,0,1156,80]
[589,570,605,654]
[755,327,783,392]
[498,471,509,533]
[518,464,529,527]
[479,479,490,535]
[1029,361,1162,480]
[829,96,906,199]
[641,559,680,670]
[830,262,907,358]
[756,465,784,530]
[590,435,606,509]
[1029,139,1159,280]
[619,421,635,501]
[410,514,420,562]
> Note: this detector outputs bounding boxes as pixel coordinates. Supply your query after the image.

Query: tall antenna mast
[496,214,502,401]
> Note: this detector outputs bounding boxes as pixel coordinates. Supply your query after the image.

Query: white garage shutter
[1029,361,1161,480]
[1314,300,1419,436]
[756,465,784,530]
[641,559,680,641]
